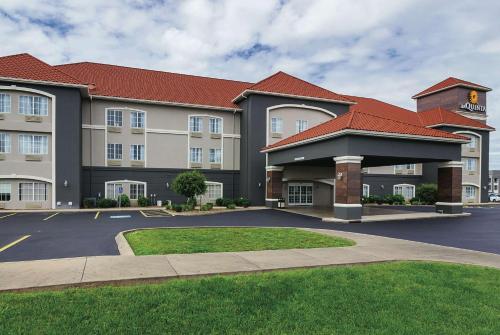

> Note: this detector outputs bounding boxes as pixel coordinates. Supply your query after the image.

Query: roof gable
[0,53,83,86]
[412,77,491,99]
[234,71,354,104]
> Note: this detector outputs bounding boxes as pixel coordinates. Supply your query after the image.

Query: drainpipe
[89,95,93,198]
[232,109,236,198]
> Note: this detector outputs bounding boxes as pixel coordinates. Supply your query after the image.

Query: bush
[187,197,197,207]
[415,183,438,205]
[226,203,236,210]
[206,202,213,210]
[181,203,194,212]
[410,197,424,205]
[216,197,234,206]
[200,204,212,211]
[171,204,183,212]
[391,194,406,205]
[363,195,382,204]
[83,198,96,208]
[172,171,207,205]
[234,197,251,208]
[97,198,117,208]
[118,194,130,207]
[137,195,149,207]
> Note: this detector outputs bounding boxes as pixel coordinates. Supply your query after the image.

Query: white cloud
[0,0,499,167]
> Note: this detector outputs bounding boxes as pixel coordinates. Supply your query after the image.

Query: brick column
[334,156,363,221]
[265,166,284,208]
[436,161,463,214]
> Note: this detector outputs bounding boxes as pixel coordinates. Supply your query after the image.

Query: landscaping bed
[1,262,499,334]
[125,227,355,255]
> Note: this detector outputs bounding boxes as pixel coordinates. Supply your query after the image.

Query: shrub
[382,194,395,205]
[200,203,212,211]
[410,197,424,205]
[118,194,130,207]
[216,197,234,206]
[364,195,383,204]
[234,197,251,207]
[187,197,197,207]
[97,198,117,208]
[227,203,236,210]
[172,171,207,205]
[171,204,183,212]
[137,196,149,207]
[181,203,194,212]
[391,194,406,205]
[415,183,438,205]
[83,198,96,208]
[206,202,213,210]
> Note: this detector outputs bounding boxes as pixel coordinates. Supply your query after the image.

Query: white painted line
[110,215,132,219]
[0,213,16,220]
[43,212,59,221]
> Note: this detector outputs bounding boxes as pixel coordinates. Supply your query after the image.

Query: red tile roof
[417,107,495,131]
[56,62,252,110]
[412,77,491,99]
[234,71,354,104]
[262,109,469,152]
[0,53,84,86]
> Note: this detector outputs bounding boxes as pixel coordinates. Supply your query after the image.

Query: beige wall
[82,98,240,170]
[267,105,334,145]
[0,179,52,210]
[365,164,423,176]
[0,89,52,132]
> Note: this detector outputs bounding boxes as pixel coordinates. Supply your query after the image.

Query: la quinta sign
[460,90,486,112]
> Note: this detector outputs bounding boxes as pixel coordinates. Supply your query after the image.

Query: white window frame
[393,184,415,200]
[130,183,145,200]
[271,117,283,134]
[0,183,11,202]
[107,143,123,160]
[363,184,370,197]
[465,135,478,150]
[295,120,308,133]
[189,116,203,133]
[209,148,221,164]
[18,182,47,201]
[464,158,477,171]
[130,111,145,129]
[204,181,223,202]
[107,109,123,127]
[19,95,48,116]
[287,183,313,206]
[209,117,222,134]
[463,185,477,201]
[105,182,123,200]
[0,93,11,113]
[0,133,11,153]
[130,144,145,161]
[18,134,48,155]
[190,147,202,163]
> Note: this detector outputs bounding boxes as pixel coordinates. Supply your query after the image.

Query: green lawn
[125,227,355,255]
[1,262,499,334]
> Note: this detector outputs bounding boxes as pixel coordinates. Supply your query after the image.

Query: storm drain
[140,209,172,217]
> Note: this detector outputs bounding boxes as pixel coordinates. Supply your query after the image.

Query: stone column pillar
[333,156,363,221]
[265,166,284,208]
[436,161,463,214]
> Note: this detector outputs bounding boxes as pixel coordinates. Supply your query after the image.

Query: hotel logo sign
[460,90,486,112]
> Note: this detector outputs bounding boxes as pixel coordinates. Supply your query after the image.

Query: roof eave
[412,83,492,99]
[261,129,468,153]
[425,123,495,132]
[232,89,356,105]
[0,76,87,89]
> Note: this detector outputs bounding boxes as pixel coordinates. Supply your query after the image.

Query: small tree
[172,171,207,204]
[415,183,438,204]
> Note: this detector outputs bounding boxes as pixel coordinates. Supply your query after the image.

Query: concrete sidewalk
[1,228,499,291]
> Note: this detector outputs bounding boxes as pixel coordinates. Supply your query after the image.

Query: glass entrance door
[288,183,313,205]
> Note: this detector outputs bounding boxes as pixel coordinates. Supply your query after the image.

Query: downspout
[232,109,236,198]
[89,95,93,198]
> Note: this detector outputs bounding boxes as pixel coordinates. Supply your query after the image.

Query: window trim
[0,93,11,114]
[130,183,146,200]
[393,184,415,200]
[209,148,222,164]
[19,95,49,116]
[106,109,123,127]
[107,143,123,160]
[295,119,308,134]
[0,133,11,153]
[18,134,49,155]
[0,182,11,202]
[209,117,222,134]
[104,180,147,200]
[190,147,202,163]
[271,117,283,134]
[204,181,223,201]
[130,110,145,129]
[189,116,203,133]
[130,144,145,161]
[18,182,48,202]
[287,182,314,206]
[362,184,370,197]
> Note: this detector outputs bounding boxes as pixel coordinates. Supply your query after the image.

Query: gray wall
[239,94,350,205]
[0,81,82,208]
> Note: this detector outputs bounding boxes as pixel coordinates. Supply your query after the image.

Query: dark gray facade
[238,94,351,205]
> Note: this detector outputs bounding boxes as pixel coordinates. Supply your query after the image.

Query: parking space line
[94,211,100,219]
[43,212,60,221]
[0,235,31,252]
[0,213,16,220]
[139,210,147,217]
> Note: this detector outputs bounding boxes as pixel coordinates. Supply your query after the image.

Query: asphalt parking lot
[0,206,499,262]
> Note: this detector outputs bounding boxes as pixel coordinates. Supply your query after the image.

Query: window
[131,111,145,128]
[19,182,47,201]
[0,93,11,113]
[18,135,48,155]
[295,120,308,133]
[205,183,222,200]
[189,116,202,132]
[271,117,283,133]
[209,117,221,134]
[130,183,145,200]
[190,148,202,163]
[463,186,477,200]
[465,136,478,150]
[106,183,123,200]
[363,184,370,197]
[107,144,122,160]
[288,183,313,205]
[0,133,11,153]
[0,183,11,201]
[464,158,477,171]
[130,144,145,161]
[19,96,48,116]
[209,148,221,164]
[107,110,123,127]
[395,164,415,170]
[394,184,415,200]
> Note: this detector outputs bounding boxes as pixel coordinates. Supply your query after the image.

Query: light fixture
[63,180,68,187]
[166,182,169,189]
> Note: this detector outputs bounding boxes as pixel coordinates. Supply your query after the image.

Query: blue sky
[1,0,499,168]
